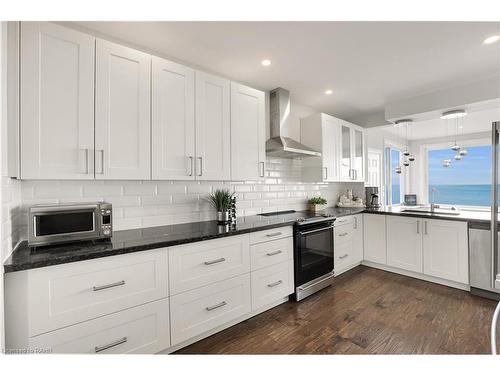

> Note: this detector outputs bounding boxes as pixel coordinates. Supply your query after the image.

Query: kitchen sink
[400,206,461,216]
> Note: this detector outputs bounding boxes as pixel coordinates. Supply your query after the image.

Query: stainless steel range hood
[266,88,321,158]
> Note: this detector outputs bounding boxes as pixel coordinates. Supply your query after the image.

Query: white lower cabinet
[30,298,170,354]
[423,219,469,284]
[334,214,364,276]
[251,261,293,310]
[386,216,423,273]
[170,274,251,345]
[363,214,387,264]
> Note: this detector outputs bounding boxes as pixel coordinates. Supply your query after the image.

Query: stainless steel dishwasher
[469,222,500,300]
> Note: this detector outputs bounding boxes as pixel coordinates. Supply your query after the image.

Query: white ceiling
[377,107,500,141]
[66,21,500,125]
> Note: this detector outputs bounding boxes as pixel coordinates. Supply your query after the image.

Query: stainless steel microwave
[28,202,112,247]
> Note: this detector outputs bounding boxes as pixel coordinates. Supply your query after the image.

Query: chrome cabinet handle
[81,148,90,174]
[93,280,125,292]
[95,337,127,353]
[417,220,420,234]
[197,157,203,176]
[204,257,226,265]
[339,254,349,259]
[259,162,265,177]
[324,167,328,180]
[267,280,283,288]
[266,232,282,237]
[266,250,283,256]
[354,217,358,229]
[96,149,104,174]
[187,156,193,176]
[206,301,227,311]
[424,221,428,235]
[338,232,349,237]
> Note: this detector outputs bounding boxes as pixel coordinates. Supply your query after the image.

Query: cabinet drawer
[169,235,250,295]
[334,226,353,244]
[251,261,293,310]
[250,237,293,271]
[170,274,251,345]
[249,226,293,245]
[30,298,170,354]
[335,241,354,274]
[334,216,354,227]
[28,249,169,336]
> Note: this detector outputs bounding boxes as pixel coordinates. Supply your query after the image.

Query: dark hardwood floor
[174,266,497,354]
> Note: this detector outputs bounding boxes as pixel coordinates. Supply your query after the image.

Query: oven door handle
[298,225,334,236]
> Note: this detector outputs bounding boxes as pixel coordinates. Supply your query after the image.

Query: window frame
[383,139,408,206]
[422,137,491,209]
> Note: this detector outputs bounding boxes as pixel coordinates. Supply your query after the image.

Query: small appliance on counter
[28,202,112,247]
[365,186,380,208]
[404,194,417,206]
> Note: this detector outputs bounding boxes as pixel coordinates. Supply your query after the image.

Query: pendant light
[440,109,467,167]
[395,119,416,169]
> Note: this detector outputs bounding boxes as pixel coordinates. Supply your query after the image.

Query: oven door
[29,205,100,246]
[295,224,334,287]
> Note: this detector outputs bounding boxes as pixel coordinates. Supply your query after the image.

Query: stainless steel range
[259,210,336,301]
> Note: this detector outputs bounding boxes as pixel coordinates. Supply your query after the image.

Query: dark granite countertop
[5,205,493,273]
[3,207,364,273]
[363,206,494,224]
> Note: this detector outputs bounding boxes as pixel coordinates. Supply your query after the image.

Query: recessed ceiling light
[483,35,500,44]
[440,109,467,120]
[324,90,333,95]
[261,59,271,66]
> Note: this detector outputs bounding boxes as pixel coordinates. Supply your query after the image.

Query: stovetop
[258,210,335,225]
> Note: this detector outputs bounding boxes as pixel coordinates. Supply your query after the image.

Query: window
[384,146,404,205]
[427,145,491,207]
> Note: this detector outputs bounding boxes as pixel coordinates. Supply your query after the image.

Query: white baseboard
[361,261,470,291]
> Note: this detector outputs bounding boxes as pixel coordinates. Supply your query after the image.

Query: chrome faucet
[430,187,440,213]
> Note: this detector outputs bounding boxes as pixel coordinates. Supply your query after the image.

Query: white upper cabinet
[20,22,95,179]
[152,57,195,180]
[230,82,266,181]
[339,120,365,182]
[386,216,423,273]
[300,113,340,182]
[195,71,231,180]
[95,39,151,180]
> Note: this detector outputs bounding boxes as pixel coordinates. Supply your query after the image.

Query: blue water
[428,184,495,207]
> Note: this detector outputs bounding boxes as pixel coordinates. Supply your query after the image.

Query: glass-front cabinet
[338,120,365,182]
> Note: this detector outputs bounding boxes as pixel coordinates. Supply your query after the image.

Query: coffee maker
[365,186,380,208]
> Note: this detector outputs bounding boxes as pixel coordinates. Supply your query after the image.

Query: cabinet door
[321,116,339,182]
[363,214,387,264]
[386,216,423,273]
[95,39,151,180]
[195,71,231,180]
[352,214,364,264]
[21,22,95,179]
[352,126,365,182]
[423,219,469,284]
[152,57,195,180]
[339,122,352,181]
[230,82,265,181]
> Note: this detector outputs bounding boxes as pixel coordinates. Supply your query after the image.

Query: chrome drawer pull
[266,232,282,237]
[266,250,283,256]
[92,280,125,292]
[206,301,227,311]
[95,337,127,353]
[338,232,349,237]
[339,254,349,259]
[204,257,226,265]
[267,280,283,288]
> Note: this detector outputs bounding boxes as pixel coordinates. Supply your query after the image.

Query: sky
[428,145,492,185]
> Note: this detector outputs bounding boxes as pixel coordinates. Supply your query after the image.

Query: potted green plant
[208,189,235,223]
[308,197,328,212]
